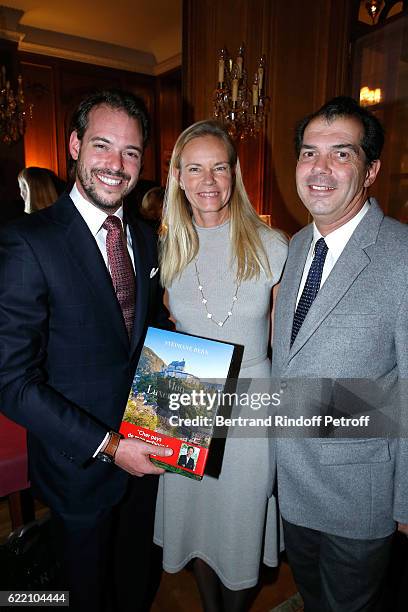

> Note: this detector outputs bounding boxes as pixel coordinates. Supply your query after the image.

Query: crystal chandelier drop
[365,0,384,23]
[213,44,268,140]
[0,65,33,145]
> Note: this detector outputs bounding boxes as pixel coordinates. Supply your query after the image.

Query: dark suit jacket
[0,193,170,513]
[178,455,195,470]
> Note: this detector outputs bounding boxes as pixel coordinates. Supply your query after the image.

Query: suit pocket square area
[319,440,391,465]
[150,267,159,279]
[325,313,380,328]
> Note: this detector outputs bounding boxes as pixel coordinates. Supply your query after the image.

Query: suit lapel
[288,200,384,361]
[289,244,371,359]
[277,226,312,359]
[129,222,150,356]
[52,195,130,350]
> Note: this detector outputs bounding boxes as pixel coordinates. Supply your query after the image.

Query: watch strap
[100,431,121,462]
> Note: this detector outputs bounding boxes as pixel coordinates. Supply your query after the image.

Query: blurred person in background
[139,186,165,231]
[18,166,62,213]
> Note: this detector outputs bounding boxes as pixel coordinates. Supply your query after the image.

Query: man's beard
[76,159,135,211]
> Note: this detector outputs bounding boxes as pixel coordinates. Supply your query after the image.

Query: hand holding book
[115,438,173,477]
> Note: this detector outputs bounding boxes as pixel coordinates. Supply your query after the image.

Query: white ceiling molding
[0,28,23,43]
[0,4,181,75]
[18,25,157,74]
[154,53,182,75]
[18,40,158,74]
[0,6,24,42]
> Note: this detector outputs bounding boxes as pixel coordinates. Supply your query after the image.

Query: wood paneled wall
[156,69,182,185]
[20,62,58,174]
[2,0,358,228]
[20,53,159,184]
[0,47,181,223]
[183,0,357,233]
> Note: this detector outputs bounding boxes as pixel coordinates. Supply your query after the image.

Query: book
[120,326,243,480]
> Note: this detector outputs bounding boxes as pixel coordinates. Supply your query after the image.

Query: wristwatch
[97,431,122,464]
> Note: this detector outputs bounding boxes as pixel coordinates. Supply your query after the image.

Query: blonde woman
[154,120,288,612]
[18,167,59,214]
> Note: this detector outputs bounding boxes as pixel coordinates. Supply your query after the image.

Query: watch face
[98,452,113,464]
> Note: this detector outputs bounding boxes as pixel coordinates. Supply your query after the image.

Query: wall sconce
[0,65,33,145]
[213,44,268,140]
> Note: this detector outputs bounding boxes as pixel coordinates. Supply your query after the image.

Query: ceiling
[1,0,182,71]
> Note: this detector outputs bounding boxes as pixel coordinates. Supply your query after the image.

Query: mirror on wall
[352,12,408,222]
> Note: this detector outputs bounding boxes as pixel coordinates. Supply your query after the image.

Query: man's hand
[115,438,173,476]
[398,523,408,536]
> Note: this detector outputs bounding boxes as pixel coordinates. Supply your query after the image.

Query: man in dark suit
[0,89,172,612]
[272,97,408,611]
[178,446,195,470]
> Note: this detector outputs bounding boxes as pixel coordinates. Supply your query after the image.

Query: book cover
[120,326,243,480]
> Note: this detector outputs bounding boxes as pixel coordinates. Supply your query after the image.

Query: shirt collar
[70,183,124,237]
[312,200,371,256]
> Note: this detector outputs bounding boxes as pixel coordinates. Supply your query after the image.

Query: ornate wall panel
[183,0,354,233]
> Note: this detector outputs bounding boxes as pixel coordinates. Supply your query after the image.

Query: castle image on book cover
[120,327,240,479]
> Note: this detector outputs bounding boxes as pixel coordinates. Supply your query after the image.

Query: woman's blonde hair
[18,167,58,213]
[159,120,272,287]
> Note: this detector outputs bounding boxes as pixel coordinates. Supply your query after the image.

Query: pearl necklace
[194,261,240,327]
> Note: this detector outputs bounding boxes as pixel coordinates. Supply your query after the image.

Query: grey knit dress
[154,220,288,590]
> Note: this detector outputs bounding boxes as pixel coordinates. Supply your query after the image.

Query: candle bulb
[236,43,244,79]
[252,84,258,107]
[258,56,265,92]
[236,56,243,79]
[252,74,259,106]
[232,79,238,103]
[218,58,225,85]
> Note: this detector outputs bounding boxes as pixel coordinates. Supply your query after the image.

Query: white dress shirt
[70,183,135,272]
[296,201,371,307]
[70,183,135,455]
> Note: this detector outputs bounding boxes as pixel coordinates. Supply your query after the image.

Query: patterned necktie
[103,216,135,339]
[291,237,328,347]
